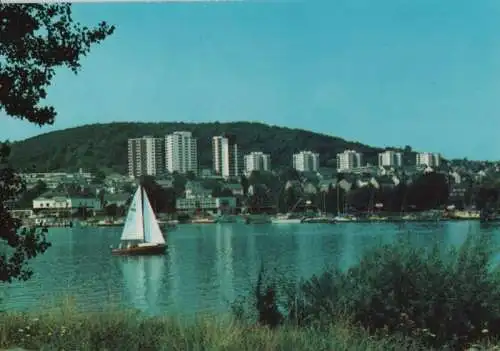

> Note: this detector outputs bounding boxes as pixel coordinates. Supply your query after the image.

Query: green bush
[279,233,500,349]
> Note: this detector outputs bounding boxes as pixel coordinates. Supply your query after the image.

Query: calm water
[1,221,496,316]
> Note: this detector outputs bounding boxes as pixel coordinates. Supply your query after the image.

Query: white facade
[336,150,363,172]
[33,196,102,211]
[176,196,237,212]
[127,136,165,178]
[378,150,403,167]
[212,135,241,178]
[33,196,71,210]
[244,152,271,174]
[292,151,320,172]
[416,152,440,167]
[165,131,198,174]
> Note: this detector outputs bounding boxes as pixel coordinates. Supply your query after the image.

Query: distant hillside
[8,121,401,174]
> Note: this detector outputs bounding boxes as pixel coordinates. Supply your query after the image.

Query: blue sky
[2,1,500,160]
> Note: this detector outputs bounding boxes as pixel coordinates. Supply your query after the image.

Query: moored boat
[301,216,336,224]
[191,217,216,224]
[271,213,303,224]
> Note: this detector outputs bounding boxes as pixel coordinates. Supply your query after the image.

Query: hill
[7,121,400,174]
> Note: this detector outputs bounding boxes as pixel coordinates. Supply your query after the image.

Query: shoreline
[23,216,491,229]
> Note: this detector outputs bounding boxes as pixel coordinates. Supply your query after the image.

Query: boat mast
[141,186,145,242]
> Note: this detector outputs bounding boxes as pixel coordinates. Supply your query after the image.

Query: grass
[0,299,425,351]
[1,300,499,351]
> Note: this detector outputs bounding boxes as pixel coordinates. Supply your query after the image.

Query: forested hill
[8,121,394,173]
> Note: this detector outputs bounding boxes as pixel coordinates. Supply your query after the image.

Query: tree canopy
[8,121,399,174]
[0,4,114,282]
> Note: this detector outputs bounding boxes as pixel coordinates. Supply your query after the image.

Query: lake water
[0,221,496,316]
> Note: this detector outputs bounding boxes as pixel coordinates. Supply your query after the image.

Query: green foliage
[104,204,125,217]
[139,176,176,214]
[8,122,387,173]
[0,144,52,283]
[0,4,114,283]
[346,172,450,212]
[15,180,47,209]
[0,4,115,125]
[273,233,500,349]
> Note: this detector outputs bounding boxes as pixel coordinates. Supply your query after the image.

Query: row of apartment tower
[336,149,441,171]
[128,133,441,178]
[128,132,271,178]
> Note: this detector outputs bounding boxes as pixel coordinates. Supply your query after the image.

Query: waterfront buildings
[127,136,165,178]
[378,150,403,167]
[244,152,271,174]
[165,131,198,175]
[416,152,441,168]
[292,151,320,172]
[212,134,242,178]
[336,150,363,172]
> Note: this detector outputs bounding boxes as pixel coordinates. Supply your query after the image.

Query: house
[318,179,335,192]
[33,192,102,212]
[156,179,174,189]
[302,182,317,195]
[185,181,212,199]
[103,193,130,207]
[33,193,71,210]
[285,180,302,192]
[176,196,237,214]
[224,183,244,196]
[71,196,102,211]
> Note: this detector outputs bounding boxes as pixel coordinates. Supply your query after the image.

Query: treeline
[9,121,389,173]
[245,171,451,214]
[119,170,500,216]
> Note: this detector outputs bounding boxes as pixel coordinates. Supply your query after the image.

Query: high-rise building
[378,150,403,167]
[165,131,198,174]
[416,152,440,167]
[212,134,241,178]
[336,150,363,172]
[127,136,165,178]
[244,152,271,174]
[292,151,320,172]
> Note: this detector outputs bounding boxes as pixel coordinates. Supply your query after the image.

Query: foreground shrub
[279,233,500,349]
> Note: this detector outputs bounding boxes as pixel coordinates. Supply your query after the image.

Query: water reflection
[119,255,166,314]
[215,224,234,308]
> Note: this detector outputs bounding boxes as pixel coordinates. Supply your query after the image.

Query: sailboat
[111,186,167,255]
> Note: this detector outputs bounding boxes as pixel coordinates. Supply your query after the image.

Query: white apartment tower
[127,136,165,178]
[244,152,271,174]
[336,149,363,172]
[212,134,241,178]
[416,152,440,167]
[292,151,320,172]
[165,131,198,174]
[378,150,403,167]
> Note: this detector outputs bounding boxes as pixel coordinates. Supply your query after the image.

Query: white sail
[120,187,144,241]
[142,188,165,245]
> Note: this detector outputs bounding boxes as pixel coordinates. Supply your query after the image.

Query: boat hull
[301,217,336,224]
[111,244,167,256]
[271,219,302,224]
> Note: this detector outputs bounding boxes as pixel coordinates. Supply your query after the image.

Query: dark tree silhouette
[0,4,114,282]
